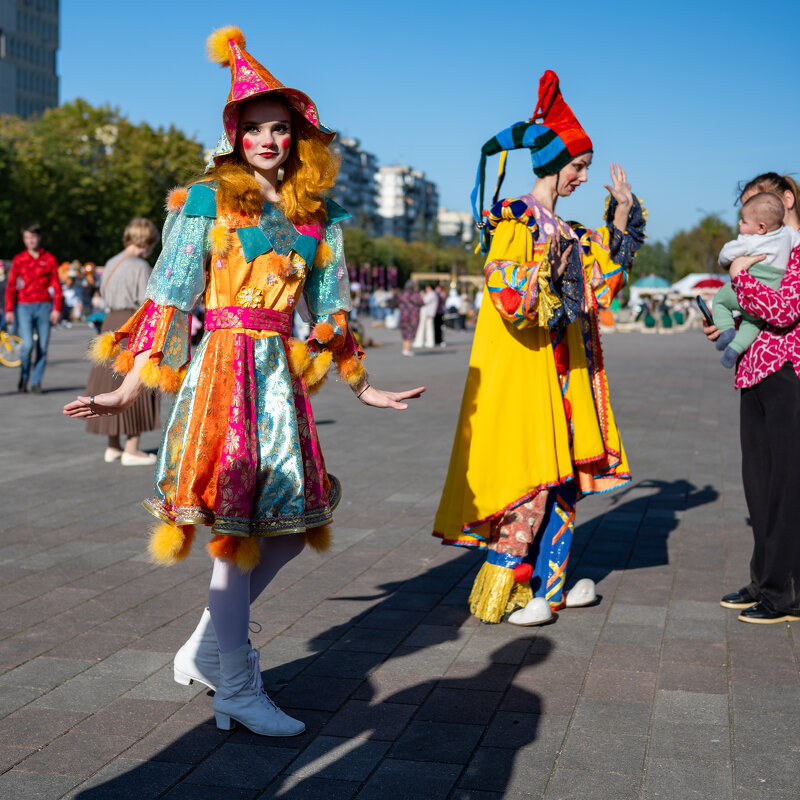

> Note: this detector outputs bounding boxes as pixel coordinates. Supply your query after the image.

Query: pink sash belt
[205,306,292,336]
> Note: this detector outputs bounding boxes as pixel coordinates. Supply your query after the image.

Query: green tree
[633,241,672,282]
[0,99,204,262]
[669,214,735,281]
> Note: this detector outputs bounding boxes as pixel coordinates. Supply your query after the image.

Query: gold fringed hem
[468,561,533,624]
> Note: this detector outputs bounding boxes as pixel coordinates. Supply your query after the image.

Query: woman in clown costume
[64,27,423,736]
[433,71,645,626]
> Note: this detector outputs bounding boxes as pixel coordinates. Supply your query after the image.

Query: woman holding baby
[706,172,800,624]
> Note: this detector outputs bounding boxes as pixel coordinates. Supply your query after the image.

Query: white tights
[208,533,305,653]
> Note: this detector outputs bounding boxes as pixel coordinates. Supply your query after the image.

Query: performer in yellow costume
[65,27,423,736]
[433,71,646,625]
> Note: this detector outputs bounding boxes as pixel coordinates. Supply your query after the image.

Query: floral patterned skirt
[144,329,339,536]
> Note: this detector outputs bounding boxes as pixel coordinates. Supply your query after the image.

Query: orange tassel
[140,359,161,389]
[304,350,332,388]
[87,332,119,365]
[287,338,311,376]
[148,523,195,566]
[112,349,135,374]
[207,25,245,65]
[166,187,188,212]
[209,224,231,256]
[235,538,261,573]
[305,524,331,553]
[337,354,365,386]
[159,364,182,393]
[207,534,239,562]
[268,252,295,279]
[311,322,334,344]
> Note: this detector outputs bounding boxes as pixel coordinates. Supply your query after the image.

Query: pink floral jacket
[733,244,800,389]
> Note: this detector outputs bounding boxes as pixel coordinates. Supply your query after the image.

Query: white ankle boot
[565,578,597,608]
[174,608,221,690]
[507,596,553,626]
[214,644,305,737]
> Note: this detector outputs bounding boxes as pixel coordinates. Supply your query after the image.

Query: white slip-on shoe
[507,597,553,626]
[120,451,157,466]
[174,608,220,690]
[214,645,305,736]
[104,447,123,463]
[565,578,597,608]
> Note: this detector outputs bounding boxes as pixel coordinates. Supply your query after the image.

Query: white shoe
[120,451,157,466]
[401,350,415,357]
[565,578,597,608]
[507,597,553,626]
[174,608,220,691]
[104,447,123,463]
[214,645,305,736]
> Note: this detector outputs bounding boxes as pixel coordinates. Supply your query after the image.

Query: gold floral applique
[235,285,264,308]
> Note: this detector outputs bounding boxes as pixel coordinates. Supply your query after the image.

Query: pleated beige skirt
[85,309,160,437]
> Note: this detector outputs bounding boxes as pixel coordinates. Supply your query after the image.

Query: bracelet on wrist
[356,383,371,399]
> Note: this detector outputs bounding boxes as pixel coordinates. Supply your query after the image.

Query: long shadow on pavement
[72,550,552,799]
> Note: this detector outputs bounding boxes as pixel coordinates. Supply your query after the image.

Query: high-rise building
[0,0,59,119]
[330,136,379,234]
[376,165,438,242]
[437,207,475,248]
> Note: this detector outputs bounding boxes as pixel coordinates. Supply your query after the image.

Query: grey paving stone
[260,773,360,799]
[559,727,647,774]
[653,689,729,726]
[287,735,389,781]
[731,682,800,715]
[0,683,47,718]
[83,649,172,681]
[608,603,668,627]
[643,757,733,800]
[0,770,81,800]
[164,785,257,800]
[649,719,730,762]
[183,742,295,789]
[459,745,554,796]
[389,719,484,763]
[0,656,92,689]
[569,697,652,737]
[31,674,139,713]
[61,758,190,799]
[356,758,462,800]
[545,767,641,800]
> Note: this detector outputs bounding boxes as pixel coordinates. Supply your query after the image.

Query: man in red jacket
[5,223,62,393]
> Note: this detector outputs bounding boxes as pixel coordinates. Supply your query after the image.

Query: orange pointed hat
[206,26,334,162]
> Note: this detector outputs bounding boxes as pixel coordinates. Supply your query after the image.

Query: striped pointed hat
[471,70,592,235]
[206,26,334,163]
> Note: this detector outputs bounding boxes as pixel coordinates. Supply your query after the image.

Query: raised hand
[604,163,634,232]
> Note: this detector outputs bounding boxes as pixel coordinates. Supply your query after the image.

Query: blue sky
[61,0,798,243]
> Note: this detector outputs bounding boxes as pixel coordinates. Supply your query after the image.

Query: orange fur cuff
[166,187,188,212]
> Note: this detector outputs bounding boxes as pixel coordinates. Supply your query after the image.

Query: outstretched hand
[357,384,426,410]
[63,390,130,419]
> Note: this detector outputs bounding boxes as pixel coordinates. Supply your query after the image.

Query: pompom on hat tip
[207,25,245,65]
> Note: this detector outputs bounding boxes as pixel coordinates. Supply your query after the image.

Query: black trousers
[740,363,800,614]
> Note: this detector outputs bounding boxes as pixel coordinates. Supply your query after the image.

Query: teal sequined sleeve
[302,222,352,320]
[146,207,213,312]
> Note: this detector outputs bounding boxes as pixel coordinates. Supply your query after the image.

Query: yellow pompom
[159,364,182,394]
[287,339,311,376]
[148,523,195,566]
[112,349,135,374]
[303,349,332,388]
[337,354,365,387]
[166,186,188,212]
[313,241,334,267]
[305,524,331,553]
[311,322,335,344]
[206,25,245,65]
[209,224,231,256]
[87,333,119,365]
[235,537,261,573]
[140,359,161,389]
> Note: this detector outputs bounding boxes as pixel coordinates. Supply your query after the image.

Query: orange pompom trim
[337,354,365,387]
[311,322,334,344]
[112,349,135,374]
[207,534,239,562]
[206,534,261,573]
[304,349,332,388]
[268,252,295,279]
[305,524,331,553]
[159,364,183,394]
[166,187,188,212]
[148,523,195,566]
[87,332,119,365]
